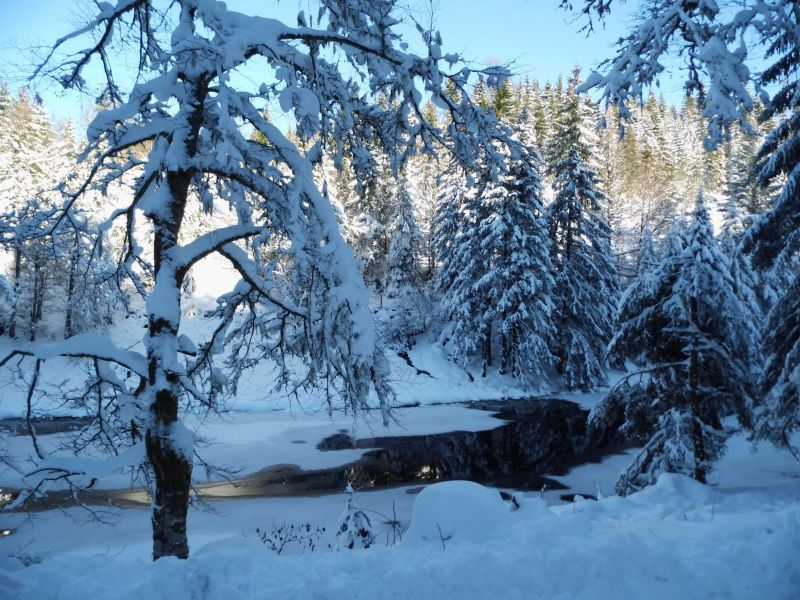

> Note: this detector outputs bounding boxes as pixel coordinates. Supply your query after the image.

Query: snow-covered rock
[404,480,514,546]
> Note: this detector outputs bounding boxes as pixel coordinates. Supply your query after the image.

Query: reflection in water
[0,399,618,513]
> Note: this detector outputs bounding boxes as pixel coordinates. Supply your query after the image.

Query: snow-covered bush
[256,522,326,555]
[615,409,728,497]
[336,484,375,550]
[376,291,431,350]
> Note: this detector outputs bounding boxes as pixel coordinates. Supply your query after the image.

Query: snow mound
[404,480,514,546]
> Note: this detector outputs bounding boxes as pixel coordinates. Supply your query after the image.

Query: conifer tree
[386,175,423,298]
[743,3,800,450]
[478,149,555,381]
[433,165,489,370]
[435,147,554,382]
[408,101,442,278]
[636,228,658,277]
[595,196,760,492]
[342,148,394,298]
[567,1,799,457]
[337,483,375,550]
[547,144,619,390]
[546,80,619,390]
[492,80,515,120]
[383,174,426,347]
[431,160,468,290]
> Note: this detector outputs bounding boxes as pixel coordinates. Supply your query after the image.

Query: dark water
[316,398,592,492]
[0,416,91,436]
[0,398,619,512]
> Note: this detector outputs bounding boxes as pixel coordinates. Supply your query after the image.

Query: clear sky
[0,0,674,125]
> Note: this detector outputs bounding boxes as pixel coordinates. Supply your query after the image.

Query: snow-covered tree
[594,196,760,488]
[636,228,658,277]
[9,0,516,560]
[722,112,777,223]
[381,174,427,348]
[336,483,375,550]
[757,276,800,448]
[480,149,554,381]
[546,79,619,391]
[342,147,394,296]
[386,176,423,297]
[0,274,13,335]
[0,98,123,341]
[431,160,469,290]
[0,89,58,340]
[615,407,727,496]
[436,147,554,382]
[564,0,799,472]
[745,3,800,449]
[433,165,488,370]
[547,145,619,390]
[407,101,442,278]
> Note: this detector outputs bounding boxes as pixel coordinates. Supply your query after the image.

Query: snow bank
[404,480,513,546]
[2,475,798,599]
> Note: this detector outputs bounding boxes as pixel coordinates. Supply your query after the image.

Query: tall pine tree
[546,78,619,391]
[596,196,760,493]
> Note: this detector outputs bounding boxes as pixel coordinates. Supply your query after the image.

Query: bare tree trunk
[507,325,517,376]
[9,244,20,339]
[688,296,706,484]
[499,311,509,376]
[146,386,191,559]
[29,263,43,342]
[145,209,192,560]
[481,324,492,378]
[64,230,79,338]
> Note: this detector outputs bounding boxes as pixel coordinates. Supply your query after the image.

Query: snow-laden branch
[170,224,262,273]
[34,334,148,377]
[218,244,306,317]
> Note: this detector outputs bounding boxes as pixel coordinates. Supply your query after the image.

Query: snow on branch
[34,334,148,377]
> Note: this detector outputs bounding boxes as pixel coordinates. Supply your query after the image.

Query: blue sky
[0,0,675,124]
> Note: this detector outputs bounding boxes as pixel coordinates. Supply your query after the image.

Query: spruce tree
[476,149,555,382]
[383,174,426,347]
[342,148,394,298]
[547,145,619,390]
[596,195,760,492]
[407,101,442,278]
[433,164,490,371]
[546,79,619,391]
[434,148,554,382]
[431,160,468,291]
[735,3,800,450]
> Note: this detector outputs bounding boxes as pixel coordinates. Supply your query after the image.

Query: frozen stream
[0,399,624,512]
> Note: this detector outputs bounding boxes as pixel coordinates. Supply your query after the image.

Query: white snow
[403,480,514,545]
[1,471,798,599]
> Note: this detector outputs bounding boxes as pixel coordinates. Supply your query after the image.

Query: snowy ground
[1,465,798,599]
[1,420,798,599]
